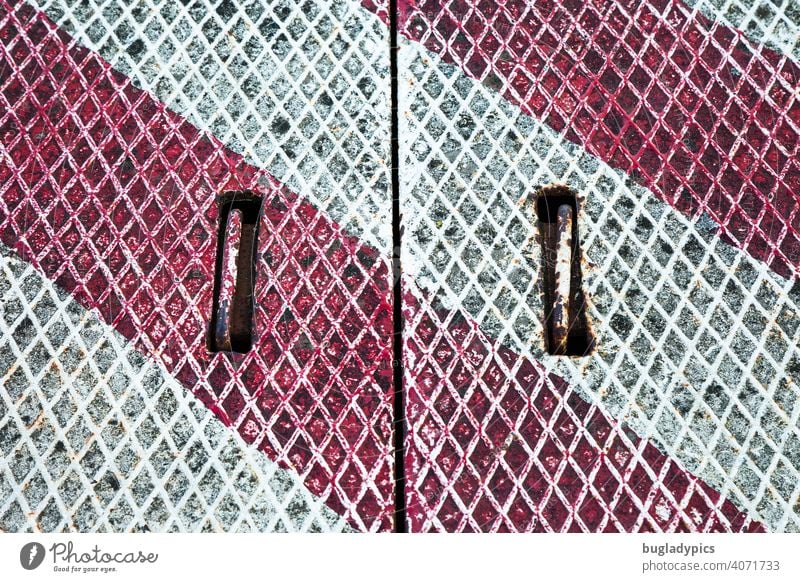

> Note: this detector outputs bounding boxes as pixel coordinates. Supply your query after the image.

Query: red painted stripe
[366,0,800,279]
[0,0,394,530]
[402,290,763,532]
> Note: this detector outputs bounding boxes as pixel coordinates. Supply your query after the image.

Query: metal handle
[209,192,263,353]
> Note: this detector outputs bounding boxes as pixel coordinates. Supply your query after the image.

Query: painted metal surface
[0,243,354,532]
[390,0,799,531]
[1,0,798,533]
[1,0,393,532]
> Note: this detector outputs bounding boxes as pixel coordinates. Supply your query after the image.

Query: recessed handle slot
[209,191,263,353]
[536,186,594,356]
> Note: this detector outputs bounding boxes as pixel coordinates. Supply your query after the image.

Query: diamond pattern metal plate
[394,0,800,531]
[31,0,393,253]
[392,0,800,279]
[0,0,393,532]
[2,0,799,534]
[0,244,353,532]
[685,0,800,60]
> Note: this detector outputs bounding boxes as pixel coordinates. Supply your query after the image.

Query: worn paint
[2,0,799,533]
[392,14,800,530]
[382,0,800,279]
[0,243,355,532]
[0,0,394,531]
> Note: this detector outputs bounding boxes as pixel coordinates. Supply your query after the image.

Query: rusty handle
[209,192,263,353]
[536,185,593,356]
[551,204,573,353]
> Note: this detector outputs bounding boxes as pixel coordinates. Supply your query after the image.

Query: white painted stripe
[684,0,800,61]
[0,243,353,532]
[30,0,392,253]
[398,37,800,532]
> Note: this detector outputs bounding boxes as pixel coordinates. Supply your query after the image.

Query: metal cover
[1,0,799,533]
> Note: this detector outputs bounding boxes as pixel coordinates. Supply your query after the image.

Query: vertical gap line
[389,0,407,533]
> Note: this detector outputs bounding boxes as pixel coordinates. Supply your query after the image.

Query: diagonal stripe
[0,0,394,531]
[395,35,800,531]
[373,0,800,280]
[684,0,800,61]
[30,0,393,254]
[0,243,354,533]
[402,282,763,532]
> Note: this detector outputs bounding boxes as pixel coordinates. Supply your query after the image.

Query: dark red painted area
[402,291,763,532]
[0,0,394,530]
[368,0,800,279]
